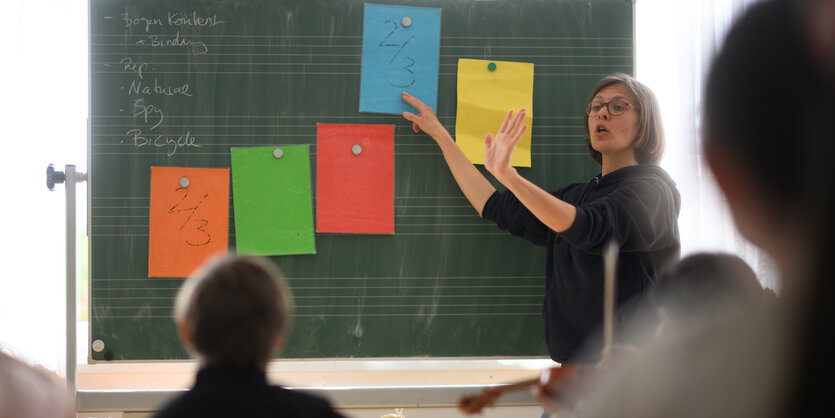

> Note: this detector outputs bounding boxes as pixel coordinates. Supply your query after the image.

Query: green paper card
[231,146,316,255]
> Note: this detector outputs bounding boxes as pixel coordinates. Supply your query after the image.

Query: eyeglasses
[585,99,634,117]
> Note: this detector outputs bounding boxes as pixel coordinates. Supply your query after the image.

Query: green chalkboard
[90,0,633,360]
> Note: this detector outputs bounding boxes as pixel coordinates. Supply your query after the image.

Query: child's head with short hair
[174,255,292,370]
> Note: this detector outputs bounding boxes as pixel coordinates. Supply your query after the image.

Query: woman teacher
[401,73,680,364]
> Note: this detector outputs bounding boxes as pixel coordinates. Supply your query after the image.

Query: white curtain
[0,0,774,372]
[636,0,778,291]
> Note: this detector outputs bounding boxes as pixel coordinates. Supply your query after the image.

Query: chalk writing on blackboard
[119,57,147,79]
[121,13,163,32]
[122,10,224,55]
[132,98,163,130]
[122,64,199,155]
[128,79,193,97]
[125,129,200,157]
[134,32,209,56]
[113,10,228,156]
[121,11,226,32]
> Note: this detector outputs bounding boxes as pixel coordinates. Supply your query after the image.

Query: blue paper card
[360,4,441,114]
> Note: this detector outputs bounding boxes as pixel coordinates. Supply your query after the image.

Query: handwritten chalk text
[168,12,225,27]
[128,79,193,97]
[120,11,224,31]
[135,32,208,55]
[122,12,163,32]
[120,57,148,79]
[132,98,164,130]
[126,129,200,157]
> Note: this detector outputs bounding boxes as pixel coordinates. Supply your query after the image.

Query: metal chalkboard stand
[46,164,88,399]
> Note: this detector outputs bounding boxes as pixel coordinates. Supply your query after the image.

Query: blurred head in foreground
[538,1,835,416]
[174,255,292,370]
[703,0,835,287]
[703,0,835,408]
[651,252,771,341]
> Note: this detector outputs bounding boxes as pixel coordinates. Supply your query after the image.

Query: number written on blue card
[360,4,441,115]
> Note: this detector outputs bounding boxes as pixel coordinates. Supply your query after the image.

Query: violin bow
[458,376,542,414]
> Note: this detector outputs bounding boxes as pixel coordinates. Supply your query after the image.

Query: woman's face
[587,84,640,161]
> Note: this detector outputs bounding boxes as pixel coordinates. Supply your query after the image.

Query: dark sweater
[482,164,681,363]
[153,366,345,418]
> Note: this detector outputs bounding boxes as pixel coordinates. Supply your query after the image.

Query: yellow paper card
[456,58,534,167]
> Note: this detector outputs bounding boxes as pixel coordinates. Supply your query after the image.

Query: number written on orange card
[148,167,230,277]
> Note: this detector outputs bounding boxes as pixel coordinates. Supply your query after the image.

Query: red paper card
[316,124,394,234]
[148,167,230,277]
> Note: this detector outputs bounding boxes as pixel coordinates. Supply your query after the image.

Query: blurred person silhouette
[0,350,74,418]
[533,0,835,416]
[153,255,344,418]
[533,252,773,415]
[650,252,773,343]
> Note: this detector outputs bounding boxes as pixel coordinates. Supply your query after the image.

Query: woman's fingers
[516,109,527,131]
[493,109,528,145]
[508,109,526,134]
[510,124,528,147]
[484,133,494,149]
[401,91,424,109]
[402,113,422,133]
[505,110,519,134]
[498,109,514,134]
[498,108,527,137]
[403,92,437,134]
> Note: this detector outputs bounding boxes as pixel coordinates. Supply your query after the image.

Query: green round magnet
[487,62,497,71]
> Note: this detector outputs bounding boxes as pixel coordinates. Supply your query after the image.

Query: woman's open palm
[484,109,528,181]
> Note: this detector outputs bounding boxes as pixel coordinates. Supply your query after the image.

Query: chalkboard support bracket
[46,164,88,402]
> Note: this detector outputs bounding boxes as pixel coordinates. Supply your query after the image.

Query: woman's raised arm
[402,92,495,215]
[484,109,577,232]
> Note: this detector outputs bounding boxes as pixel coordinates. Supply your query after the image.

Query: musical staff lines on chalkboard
[91,274,543,319]
[91,197,523,237]
[92,33,631,77]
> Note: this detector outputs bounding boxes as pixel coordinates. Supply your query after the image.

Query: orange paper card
[316,124,394,234]
[148,166,230,277]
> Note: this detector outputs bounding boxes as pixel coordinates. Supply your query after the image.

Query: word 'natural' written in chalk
[128,79,193,97]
